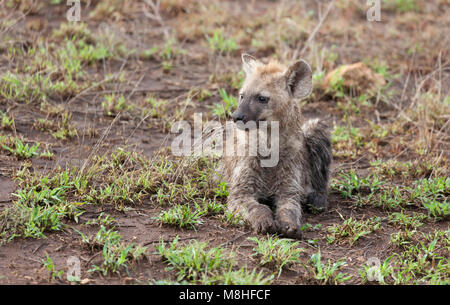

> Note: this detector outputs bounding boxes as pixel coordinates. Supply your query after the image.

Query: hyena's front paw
[248,205,276,234]
[275,211,302,239]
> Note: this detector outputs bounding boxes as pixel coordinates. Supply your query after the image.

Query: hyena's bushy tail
[302,118,332,210]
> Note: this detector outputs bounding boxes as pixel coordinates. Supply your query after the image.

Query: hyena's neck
[276,100,302,128]
[277,102,304,148]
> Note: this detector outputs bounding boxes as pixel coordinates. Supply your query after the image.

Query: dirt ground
[0,0,448,285]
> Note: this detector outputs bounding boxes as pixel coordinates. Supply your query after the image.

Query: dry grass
[0,0,448,285]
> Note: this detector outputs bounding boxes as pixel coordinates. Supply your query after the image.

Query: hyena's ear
[242,53,261,75]
[285,59,313,99]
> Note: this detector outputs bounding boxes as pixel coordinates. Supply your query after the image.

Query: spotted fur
[219,54,332,239]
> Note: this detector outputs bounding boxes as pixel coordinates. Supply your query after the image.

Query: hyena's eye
[257,95,270,103]
[239,94,244,100]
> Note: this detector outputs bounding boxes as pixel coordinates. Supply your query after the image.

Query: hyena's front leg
[227,191,276,234]
[275,196,303,239]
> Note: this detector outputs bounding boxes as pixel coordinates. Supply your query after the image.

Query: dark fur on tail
[302,119,332,211]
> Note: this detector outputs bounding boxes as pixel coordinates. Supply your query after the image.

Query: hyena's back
[302,118,332,210]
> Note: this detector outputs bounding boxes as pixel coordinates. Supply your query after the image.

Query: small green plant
[331,170,360,198]
[33,112,77,141]
[411,177,449,200]
[211,88,237,119]
[159,37,186,60]
[84,226,147,275]
[51,112,78,140]
[209,70,244,90]
[140,37,186,62]
[52,22,92,41]
[390,229,417,248]
[203,199,225,215]
[102,94,133,116]
[422,198,449,220]
[300,223,323,232]
[358,256,393,284]
[384,0,420,12]
[375,186,408,209]
[0,190,83,243]
[364,59,392,80]
[42,253,65,281]
[369,122,389,139]
[206,29,238,54]
[331,170,382,199]
[386,232,449,284]
[248,236,303,276]
[309,251,352,284]
[313,70,325,85]
[17,204,67,238]
[144,96,168,118]
[332,125,363,148]
[328,70,345,97]
[154,204,205,229]
[0,168,86,244]
[231,70,245,89]
[369,158,441,180]
[39,146,55,159]
[89,0,125,19]
[222,210,245,226]
[155,237,234,283]
[214,181,229,198]
[327,216,381,245]
[411,177,449,220]
[59,39,110,66]
[0,111,14,130]
[162,60,173,72]
[220,267,274,285]
[2,138,40,159]
[85,212,117,227]
[0,72,48,104]
[76,225,119,249]
[388,212,426,229]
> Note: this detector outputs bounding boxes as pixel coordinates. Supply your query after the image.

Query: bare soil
[0,0,448,285]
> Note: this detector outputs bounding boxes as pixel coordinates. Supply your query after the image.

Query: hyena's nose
[232,111,246,123]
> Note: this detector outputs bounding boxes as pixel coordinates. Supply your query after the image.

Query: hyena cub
[220,54,332,239]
